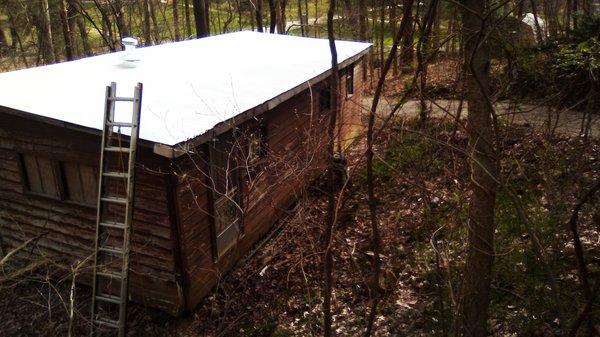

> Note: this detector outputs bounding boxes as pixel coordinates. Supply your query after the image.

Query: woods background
[1,0,600,336]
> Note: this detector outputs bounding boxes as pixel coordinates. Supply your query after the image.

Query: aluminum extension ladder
[90,82,142,337]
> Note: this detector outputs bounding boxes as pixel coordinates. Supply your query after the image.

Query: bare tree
[323,0,340,334]
[363,2,414,335]
[193,0,210,37]
[358,0,367,40]
[173,0,181,41]
[268,0,277,33]
[184,0,192,37]
[38,0,56,63]
[415,0,439,124]
[255,0,265,32]
[400,0,415,66]
[113,0,128,39]
[142,0,153,45]
[458,1,498,336]
[58,0,75,60]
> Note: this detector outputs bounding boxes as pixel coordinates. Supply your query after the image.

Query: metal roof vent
[120,37,140,68]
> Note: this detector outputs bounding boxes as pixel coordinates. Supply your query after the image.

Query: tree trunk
[97,3,116,50]
[363,3,413,335]
[341,0,356,33]
[72,2,92,56]
[358,0,367,40]
[148,0,162,43]
[0,18,7,52]
[458,1,498,336]
[256,0,264,32]
[193,0,209,37]
[323,0,340,335]
[276,0,287,34]
[184,0,192,37]
[416,0,438,123]
[567,181,600,337]
[173,0,181,41]
[529,0,545,44]
[390,0,398,76]
[58,0,75,60]
[38,0,56,63]
[582,0,592,17]
[142,0,153,45]
[268,0,277,33]
[113,0,128,39]
[297,0,305,36]
[542,0,559,37]
[400,0,414,66]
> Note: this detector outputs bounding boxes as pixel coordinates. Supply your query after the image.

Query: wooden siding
[0,113,184,314]
[175,60,366,310]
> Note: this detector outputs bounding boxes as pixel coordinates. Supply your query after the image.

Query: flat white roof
[0,31,370,147]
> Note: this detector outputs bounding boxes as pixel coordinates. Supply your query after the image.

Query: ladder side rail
[90,84,116,337]
[117,83,143,337]
[107,82,117,143]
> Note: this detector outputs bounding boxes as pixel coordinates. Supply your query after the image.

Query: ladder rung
[107,121,133,127]
[103,171,128,179]
[108,96,135,102]
[94,317,119,329]
[104,146,129,153]
[100,221,126,229]
[101,196,127,205]
[96,293,122,304]
[99,245,124,255]
[97,270,123,279]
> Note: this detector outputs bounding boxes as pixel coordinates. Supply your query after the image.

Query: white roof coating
[0,31,371,146]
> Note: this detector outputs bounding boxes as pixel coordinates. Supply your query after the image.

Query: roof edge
[0,42,371,160]
[0,105,159,150]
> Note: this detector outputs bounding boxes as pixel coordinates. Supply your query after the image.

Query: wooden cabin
[0,32,370,314]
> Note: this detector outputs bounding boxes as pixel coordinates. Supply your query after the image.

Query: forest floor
[165,116,599,337]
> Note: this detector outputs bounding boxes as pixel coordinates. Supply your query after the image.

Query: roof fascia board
[0,105,158,149]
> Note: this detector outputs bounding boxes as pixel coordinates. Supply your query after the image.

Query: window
[20,153,98,206]
[346,64,355,97]
[62,162,98,205]
[209,135,243,258]
[247,124,267,165]
[21,154,61,198]
[319,86,331,112]
[214,187,241,256]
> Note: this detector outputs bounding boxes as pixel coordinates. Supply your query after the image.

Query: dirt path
[364,97,600,138]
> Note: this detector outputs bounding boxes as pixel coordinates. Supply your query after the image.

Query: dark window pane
[346,64,354,96]
[319,87,331,112]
